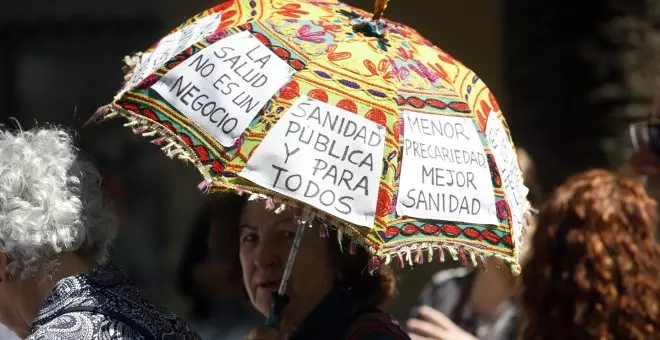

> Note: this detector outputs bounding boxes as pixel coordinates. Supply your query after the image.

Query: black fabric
[289,288,402,340]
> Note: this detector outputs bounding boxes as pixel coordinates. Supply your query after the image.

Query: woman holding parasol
[209,194,408,339]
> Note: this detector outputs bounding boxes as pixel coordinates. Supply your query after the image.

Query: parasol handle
[265,217,307,329]
[372,0,391,21]
[265,292,290,328]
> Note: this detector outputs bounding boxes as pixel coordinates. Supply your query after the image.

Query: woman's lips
[257,280,281,291]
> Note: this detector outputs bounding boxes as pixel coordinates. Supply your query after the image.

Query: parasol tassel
[83,104,114,127]
[275,204,287,214]
[438,245,445,262]
[265,198,276,211]
[349,240,358,255]
[458,249,468,266]
[368,256,380,275]
[161,142,177,152]
[142,130,158,137]
[385,254,392,265]
[447,247,459,261]
[479,254,488,271]
[427,246,433,263]
[197,179,213,193]
[405,247,413,267]
[396,251,404,268]
[150,137,167,145]
[470,251,478,267]
[318,223,329,239]
[415,247,423,264]
[132,125,148,135]
[123,119,139,128]
[337,228,344,253]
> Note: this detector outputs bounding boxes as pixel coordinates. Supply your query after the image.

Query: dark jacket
[291,288,410,340]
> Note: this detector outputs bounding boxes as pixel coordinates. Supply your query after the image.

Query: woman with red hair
[521,169,660,339]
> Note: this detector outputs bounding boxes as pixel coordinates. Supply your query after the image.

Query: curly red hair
[521,169,660,339]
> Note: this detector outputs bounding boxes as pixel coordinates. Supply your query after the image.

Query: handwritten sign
[240,96,386,227]
[126,12,222,89]
[152,30,296,147]
[485,111,527,234]
[396,111,498,225]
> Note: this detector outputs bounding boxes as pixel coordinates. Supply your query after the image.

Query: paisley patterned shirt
[27,264,201,340]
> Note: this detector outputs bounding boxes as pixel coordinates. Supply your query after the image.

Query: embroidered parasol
[92,0,532,322]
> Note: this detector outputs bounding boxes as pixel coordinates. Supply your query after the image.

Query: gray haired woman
[0,125,200,339]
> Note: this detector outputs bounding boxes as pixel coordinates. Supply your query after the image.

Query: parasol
[91,0,532,327]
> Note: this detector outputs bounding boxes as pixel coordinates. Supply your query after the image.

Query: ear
[0,252,9,281]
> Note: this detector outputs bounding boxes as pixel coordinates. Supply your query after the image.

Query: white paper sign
[240,96,386,227]
[127,12,223,89]
[152,30,296,146]
[485,111,527,234]
[396,111,498,225]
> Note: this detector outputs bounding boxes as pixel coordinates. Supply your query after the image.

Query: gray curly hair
[0,125,117,278]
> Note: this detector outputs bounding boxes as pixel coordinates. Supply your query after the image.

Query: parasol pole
[265,213,307,329]
[372,0,391,21]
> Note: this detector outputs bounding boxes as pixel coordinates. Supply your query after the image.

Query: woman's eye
[282,230,296,240]
[241,234,258,244]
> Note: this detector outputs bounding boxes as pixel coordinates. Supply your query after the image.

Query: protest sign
[240,96,386,227]
[152,30,296,147]
[127,12,222,89]
[485,111,527,233]
[396,111,498,225]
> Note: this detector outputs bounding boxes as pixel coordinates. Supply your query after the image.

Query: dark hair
[209,193,398,307]
[521,169,660,339]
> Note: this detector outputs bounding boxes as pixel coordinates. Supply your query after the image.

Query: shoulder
[344,310,410,340]
[27,312,146,340]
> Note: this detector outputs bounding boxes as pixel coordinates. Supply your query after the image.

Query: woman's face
[239,201,335,325]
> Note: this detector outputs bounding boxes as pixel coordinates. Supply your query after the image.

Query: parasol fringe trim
[98,103,527,275]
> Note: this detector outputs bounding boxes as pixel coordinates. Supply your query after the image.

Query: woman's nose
[254,239,280,268]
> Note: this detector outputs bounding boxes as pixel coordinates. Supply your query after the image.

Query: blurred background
[2,0,658,332]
